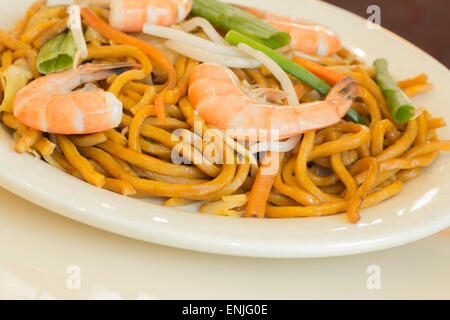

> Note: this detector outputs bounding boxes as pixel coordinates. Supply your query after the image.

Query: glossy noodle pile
[0,1,448,223]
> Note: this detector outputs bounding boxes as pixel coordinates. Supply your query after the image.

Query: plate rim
[0,0,449,258]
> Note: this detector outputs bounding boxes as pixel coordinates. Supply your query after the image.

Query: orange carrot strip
[403,83,433,98]
[397,73,427,89]
[80,8,176,123]
[247,152,283,218]
[292,56,344,85]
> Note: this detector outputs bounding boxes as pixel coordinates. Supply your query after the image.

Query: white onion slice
[237,43,298,105]
[294,50,320,62]
[164,40,261,69]
[249,135,301,154]
[67,5,88,70]
[181,17,227,45]
[143,24,250,58]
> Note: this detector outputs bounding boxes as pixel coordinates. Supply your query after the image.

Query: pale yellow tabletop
[0,186,448,300]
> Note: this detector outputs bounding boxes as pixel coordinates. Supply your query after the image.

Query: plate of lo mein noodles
[0,0,448,257]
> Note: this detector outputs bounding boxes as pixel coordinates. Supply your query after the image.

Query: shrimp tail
[79,62,142,83]
[325,75,358,117]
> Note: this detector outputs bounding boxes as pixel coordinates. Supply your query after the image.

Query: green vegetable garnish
[345,108,367,126]
[192,0,290,49]
[225,30,365,125]
[374,58,414,123]
[37,31,77,75]
[225,30,330,95]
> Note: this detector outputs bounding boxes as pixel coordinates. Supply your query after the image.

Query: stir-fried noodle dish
[0,0,448,222]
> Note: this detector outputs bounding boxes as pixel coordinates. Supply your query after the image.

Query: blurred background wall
[323,0,450,68]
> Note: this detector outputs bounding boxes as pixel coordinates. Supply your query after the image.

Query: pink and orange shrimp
[109,0,193,32]
[188,63,357,141]
[13,62,140,134]
[238,6,341,56]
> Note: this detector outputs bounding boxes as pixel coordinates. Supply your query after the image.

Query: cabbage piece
[0,59,33,113]
[37,31,77,75]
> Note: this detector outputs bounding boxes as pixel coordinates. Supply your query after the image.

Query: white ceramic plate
[0,0,449,258]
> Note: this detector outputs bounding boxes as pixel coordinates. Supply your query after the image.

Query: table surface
[323,0,450,68]
[0,0,449,301]
[0,185,448,300]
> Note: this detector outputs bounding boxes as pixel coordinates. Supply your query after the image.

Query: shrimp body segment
[110,0,193,32]
[13,63,141,135]
[240,6,341,56]
[188,63,357,141]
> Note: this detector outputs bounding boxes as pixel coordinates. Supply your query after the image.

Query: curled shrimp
[188,63,357,141]
[109,0,193,32]
[238,5,341,56]
[13,62,141,134]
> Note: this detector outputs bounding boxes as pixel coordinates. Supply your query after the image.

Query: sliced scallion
[191,0,290,49]
[225,30,331,95]
[345,108,367,126]
[37,31,77,75]
[374,58,414,123]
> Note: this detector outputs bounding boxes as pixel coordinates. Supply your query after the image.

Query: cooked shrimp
[13,62,141,134]
[109,0,192,32]
[188,63,357,141]
[238,6,341,56]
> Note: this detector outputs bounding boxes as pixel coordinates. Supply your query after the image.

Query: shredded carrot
[246,152,283,218]
[80,8,176,123]
[398,73,427,89]
[292,56,344,85]
[403,83,433,98]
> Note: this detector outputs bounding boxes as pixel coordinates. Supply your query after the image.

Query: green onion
[345,108,367,126]
[374,58,414,123]
[37,31,77,75]
[191,0,290,49]
[225,30,331,95]
[225,30,365,125]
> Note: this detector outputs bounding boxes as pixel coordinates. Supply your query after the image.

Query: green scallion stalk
[345,108,367,126]
[37,31,77,75]
[191,0,290,49]
[374,58,414,123]
[225,30,331,95]
[226,30,366,125]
